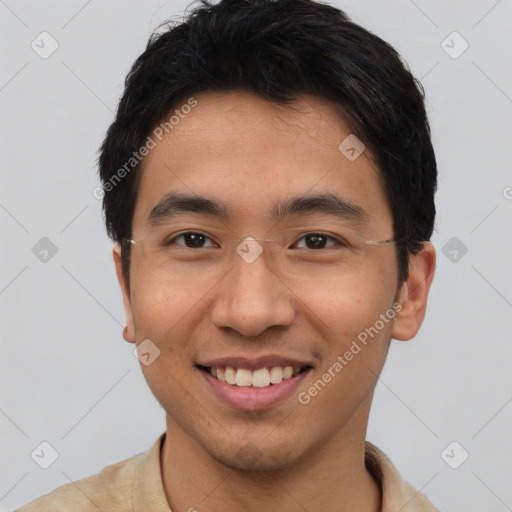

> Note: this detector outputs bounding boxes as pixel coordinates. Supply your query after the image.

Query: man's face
[116,90,410,470]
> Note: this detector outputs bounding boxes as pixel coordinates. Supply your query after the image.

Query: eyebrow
[146,191,369,227]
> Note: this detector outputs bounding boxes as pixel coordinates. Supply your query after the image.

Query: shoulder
[16,449,146,511]
[365,441,440,512]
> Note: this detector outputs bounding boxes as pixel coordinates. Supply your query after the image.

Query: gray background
[1,0,511,510]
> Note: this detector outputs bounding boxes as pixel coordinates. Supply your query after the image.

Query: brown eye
[165,231,215,248]
[293,233,343,250]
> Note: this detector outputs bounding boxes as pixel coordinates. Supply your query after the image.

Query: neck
[160,413,382,512]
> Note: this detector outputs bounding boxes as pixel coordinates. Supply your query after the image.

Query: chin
[208,438,302,472]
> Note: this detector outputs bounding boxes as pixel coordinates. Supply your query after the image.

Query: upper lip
[196,355,313,371]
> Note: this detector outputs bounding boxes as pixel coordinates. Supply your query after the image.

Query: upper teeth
[211,366,302,388]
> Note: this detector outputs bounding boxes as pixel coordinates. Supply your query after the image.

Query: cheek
[307,272,392,342]
[301,279,394,414]
[129,264,204,335]
[129,273,196,397]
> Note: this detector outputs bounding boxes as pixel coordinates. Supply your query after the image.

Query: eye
[293,233,345,250]
[164,231,216,249]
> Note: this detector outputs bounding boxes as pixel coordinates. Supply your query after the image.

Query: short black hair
[98,0,437,288]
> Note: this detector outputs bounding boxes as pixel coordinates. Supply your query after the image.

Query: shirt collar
[133,433,438,512]
[133,432,171,512]
[365,440,439,512]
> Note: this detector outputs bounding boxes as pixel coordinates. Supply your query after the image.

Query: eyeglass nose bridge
[233,236,280,266]
[235,237,275,242]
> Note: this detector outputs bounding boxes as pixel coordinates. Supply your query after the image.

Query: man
[18,0,438,510]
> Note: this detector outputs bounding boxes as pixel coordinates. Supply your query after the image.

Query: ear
[391,242,436,341]
[113,243,136,344]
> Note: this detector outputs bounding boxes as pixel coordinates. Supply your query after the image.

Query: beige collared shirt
[18,433,439,511]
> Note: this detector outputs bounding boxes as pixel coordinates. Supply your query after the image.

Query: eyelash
[163,231,347,249]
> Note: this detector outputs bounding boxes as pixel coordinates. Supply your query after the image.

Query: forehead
[132,90,391,233]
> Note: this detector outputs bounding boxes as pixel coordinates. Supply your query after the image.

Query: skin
[113,90,436,511]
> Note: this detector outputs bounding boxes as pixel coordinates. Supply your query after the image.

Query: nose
[210,243,296,337]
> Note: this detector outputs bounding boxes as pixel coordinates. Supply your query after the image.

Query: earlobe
[113,243,136,344]
[391,242,436,341]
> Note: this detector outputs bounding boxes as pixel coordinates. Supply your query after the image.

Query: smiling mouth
[197,365,312,388]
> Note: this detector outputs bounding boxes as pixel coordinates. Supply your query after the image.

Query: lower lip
[198,367,312,411]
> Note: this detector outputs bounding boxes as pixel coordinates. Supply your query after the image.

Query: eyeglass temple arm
[125,236,427,245]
